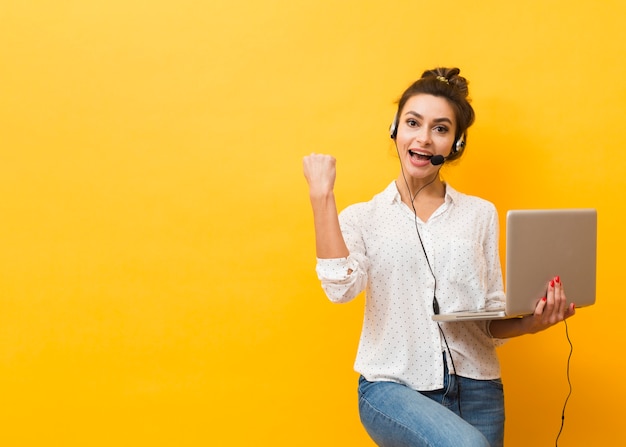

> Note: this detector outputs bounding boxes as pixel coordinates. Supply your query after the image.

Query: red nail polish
[550,280,555,287]
[556,276,560,283]
[542,297,547,302]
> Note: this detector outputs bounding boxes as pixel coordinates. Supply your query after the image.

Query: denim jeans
[358,367,504,447]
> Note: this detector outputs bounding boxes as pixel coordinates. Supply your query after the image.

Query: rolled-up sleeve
[316,255,368,303]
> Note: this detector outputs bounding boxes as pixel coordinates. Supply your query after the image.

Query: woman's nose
[414,128,431,144]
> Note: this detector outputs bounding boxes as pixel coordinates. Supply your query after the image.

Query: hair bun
[422,67,469,98]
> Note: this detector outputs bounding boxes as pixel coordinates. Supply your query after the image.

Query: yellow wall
[1,1,624,445]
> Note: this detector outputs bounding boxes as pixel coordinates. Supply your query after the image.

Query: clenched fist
[303,153,337,198]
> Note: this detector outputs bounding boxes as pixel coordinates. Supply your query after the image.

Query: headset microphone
[430,155,446,166]
[429,134,465,166]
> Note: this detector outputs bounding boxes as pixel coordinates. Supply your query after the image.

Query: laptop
[433,208,597,322]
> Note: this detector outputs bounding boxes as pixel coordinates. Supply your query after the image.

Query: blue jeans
[358,369,504,447]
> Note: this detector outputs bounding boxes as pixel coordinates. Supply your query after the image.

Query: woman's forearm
[309,191,349,259]
[489,317,533,339]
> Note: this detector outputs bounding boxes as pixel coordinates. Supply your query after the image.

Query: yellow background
[1,1,624,445]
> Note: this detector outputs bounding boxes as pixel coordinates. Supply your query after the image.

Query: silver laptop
[433,208,597,322]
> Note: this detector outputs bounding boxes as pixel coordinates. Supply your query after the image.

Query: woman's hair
[393,67,475,162]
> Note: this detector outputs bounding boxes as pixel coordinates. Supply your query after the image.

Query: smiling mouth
[408,150,433,161]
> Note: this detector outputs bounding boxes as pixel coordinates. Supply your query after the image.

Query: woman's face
[395,94,457,178]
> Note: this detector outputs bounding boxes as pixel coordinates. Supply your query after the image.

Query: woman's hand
[303,153,337,198]
[488,276,576,339]
[521,276,576,334]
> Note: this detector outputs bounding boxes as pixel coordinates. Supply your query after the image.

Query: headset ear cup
[454,134,466,152]
[389,116,398,139]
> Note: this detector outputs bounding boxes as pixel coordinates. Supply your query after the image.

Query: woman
[302,67,575,447]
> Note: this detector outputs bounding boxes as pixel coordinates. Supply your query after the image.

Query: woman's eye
[407,119,418,127]
[434,125,448,133]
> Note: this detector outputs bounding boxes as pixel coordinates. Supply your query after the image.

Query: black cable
[555,319,573,446]
[395,143,440,313]
[395,143,462,415]
[407,184,463,416]
[438,324,462,417]
[407,174,440,314]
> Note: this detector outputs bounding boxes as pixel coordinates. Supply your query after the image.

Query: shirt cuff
[315,257,356,281]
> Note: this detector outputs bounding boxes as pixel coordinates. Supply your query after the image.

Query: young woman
[302,67,576,447]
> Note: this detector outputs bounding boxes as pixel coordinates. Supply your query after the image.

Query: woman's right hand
[303,153,337,198]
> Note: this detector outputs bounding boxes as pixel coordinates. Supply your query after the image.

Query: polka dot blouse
[316,181,506,391]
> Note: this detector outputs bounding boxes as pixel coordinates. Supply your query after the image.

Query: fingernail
[542,297,547,302]
[550,280,555,287]
[556,276,560,283]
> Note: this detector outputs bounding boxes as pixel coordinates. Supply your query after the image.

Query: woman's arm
[489,276,576,338]
[303,153,350,259]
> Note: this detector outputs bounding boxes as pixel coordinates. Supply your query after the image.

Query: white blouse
[316,181,506,391]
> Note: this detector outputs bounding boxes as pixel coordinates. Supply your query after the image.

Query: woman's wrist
[489,316,535,339]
